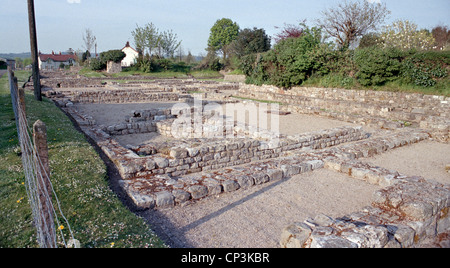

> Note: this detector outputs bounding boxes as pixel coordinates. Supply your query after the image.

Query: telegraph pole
[27,0,42,101]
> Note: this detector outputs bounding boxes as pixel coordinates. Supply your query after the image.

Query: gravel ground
[141,168,380,248]
[363,140,450,185]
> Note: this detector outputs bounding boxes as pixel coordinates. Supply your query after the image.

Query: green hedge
[240,31,450,93]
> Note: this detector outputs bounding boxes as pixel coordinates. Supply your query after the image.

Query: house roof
[39,52,77,62]
[121,42,138,53]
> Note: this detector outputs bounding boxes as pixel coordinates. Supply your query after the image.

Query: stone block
[223,180,240,192]
[352,168,370,180]
[145,159,156,170]
[206,183,223,196]
[236,175,254,189]
[170,148,188,159]
[155,191,175,208]
[252,173,269,185]
[266,169,283,181]
[310,235,358,248]
[307,160,324,170]
[172,189,191,203]
[186,147,200,157]
[281,165,300,178]
[154,157,169,168]
[388,224,416,248]
[280,222,312,248]
[129,192,155,209]
[400,201,434,220]
[188,185,208,200]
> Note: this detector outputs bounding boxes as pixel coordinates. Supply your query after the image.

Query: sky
[1,0,449,56]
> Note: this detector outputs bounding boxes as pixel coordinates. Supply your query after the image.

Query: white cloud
[67,0,81,4]
[367,0,381,3]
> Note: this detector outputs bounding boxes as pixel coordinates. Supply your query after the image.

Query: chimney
[125,41,130,47]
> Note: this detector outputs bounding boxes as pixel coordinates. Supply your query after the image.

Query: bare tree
[317,0,390,49]
[432,25,450,50]
[82,28,97,53]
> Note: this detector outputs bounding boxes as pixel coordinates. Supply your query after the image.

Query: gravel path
[141,168,380,248]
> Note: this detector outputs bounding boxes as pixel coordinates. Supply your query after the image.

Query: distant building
[0,57,16,70]
[121,42,139,67]
[38,51,78,70]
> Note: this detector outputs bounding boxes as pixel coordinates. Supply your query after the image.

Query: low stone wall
[117,125,368,178]
[237,84,450,142]
[70,90,180,103]
[281,159,450,248]
[104,108,174,135]
[224,74,246,83]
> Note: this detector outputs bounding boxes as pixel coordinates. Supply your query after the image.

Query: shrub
[100,50,126,63]
[354,47,407,86]
[90,58,106,71]
[402,50,450,87]
[242,25,323,88]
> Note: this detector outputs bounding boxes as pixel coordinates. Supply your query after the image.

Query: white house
[38,51,78,70]
[121,42,139,67]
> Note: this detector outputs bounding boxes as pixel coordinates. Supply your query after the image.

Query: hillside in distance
[0,52,31,60]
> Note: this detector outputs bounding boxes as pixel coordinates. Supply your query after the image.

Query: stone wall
[45,89,180,105]
[115,125,369,178]
[237,84,450,142]
[104,108,174,135]
[106,61,122,74]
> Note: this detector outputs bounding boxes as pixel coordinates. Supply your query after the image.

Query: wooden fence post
[27,0,42,101]
[33,120,55,248]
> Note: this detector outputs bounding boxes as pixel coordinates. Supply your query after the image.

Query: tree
[207,18,240,61]
[160,30,181,58]
[379,20,436,50]
[432,25,450,50]
[274,23,304,43]
[132,23,160,56]
[317,0,390,49]
[82,28,97,53]
[358,33,380,48]
[231,27,271,57]
[131,24,146,56]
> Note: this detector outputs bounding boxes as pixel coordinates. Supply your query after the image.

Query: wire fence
[8,67,76,248]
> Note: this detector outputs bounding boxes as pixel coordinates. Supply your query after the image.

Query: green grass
[79,67,222,80]
[231,95,284,105]
[0,71,166,248]
[301,73,450,96]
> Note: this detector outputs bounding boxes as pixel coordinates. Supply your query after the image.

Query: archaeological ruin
[34,70,449,248]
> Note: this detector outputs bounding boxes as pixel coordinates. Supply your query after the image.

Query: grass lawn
[79,67,222,80]
[0,71,166,248]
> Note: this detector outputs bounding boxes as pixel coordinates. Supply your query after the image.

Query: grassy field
[79,67,222,80]
[0,71,166,248]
